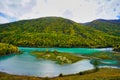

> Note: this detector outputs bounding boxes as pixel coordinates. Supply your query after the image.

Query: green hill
[0,17,120,47]
[85,19,120,36]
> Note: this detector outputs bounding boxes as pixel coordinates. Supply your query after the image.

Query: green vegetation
[85,19,120,36]
[0,17,120,80]
[52,68,120,80]
[0,68,120,80]
[82,52,113,59]
[113,52,120,64]
[0,17,120,48]
[0,43,19,56]
[92,59,99,71]
[113,46,120,52]
[81,52,120,65]
[31,50,83,64]
[82,52,120,62]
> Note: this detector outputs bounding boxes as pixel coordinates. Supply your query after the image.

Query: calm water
[18,47,113,54]
[0,47,118,77]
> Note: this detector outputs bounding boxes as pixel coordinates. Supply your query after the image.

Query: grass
[31,50,83,64]
[82,52,119,60]
[0,68,120,80]
[113,52,120,60]
[52,68,120,80]
[81,52,120,67]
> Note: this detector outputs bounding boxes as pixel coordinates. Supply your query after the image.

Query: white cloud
[0,16,9,24]
[0,0,120,23]
[0,0,36,20]
[63,9,73,19]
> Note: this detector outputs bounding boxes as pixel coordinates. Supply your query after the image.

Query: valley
[0,17,120,80]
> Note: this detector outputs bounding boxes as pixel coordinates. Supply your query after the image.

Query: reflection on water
[0,53,93,77]
[0,47,119,77]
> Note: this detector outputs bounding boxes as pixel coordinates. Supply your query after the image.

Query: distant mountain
[0,17,120,48]
[85,19,120,36]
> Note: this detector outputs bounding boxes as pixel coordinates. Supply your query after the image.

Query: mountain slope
[85,19,120,36]
[0,17,120,47]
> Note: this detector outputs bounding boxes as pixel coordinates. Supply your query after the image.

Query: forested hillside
[85,19,120,36]
[0,17,120,48]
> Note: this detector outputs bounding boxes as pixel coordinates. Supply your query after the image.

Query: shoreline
[0,62,119,78]
[0,68,120,80]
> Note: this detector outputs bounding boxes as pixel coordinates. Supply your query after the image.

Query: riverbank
[0,43,19,56]
[0,68,120,80]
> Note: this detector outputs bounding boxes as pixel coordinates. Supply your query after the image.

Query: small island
[31,50,83,64]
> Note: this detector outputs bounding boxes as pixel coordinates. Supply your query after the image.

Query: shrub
[44,77,49,80]
[59,73,63,77]
[79,72,84,75]
[92,59,99,72]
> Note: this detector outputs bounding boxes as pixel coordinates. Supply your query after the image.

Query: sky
[0,0,120,24]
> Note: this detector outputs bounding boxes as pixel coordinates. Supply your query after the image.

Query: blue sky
[0,0,120,24]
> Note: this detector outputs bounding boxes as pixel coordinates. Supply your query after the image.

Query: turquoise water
[100,60,118,65]
[0,47,118,77]
[19,47,112,54]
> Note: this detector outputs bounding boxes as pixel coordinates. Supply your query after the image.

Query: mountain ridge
[0,17,120,48]
[84,19,120,36]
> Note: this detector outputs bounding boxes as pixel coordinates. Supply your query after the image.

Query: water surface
[19,47,112,54]
[0,47,118,77]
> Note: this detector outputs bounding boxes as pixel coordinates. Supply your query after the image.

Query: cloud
[0,16,9,24]
[0,12,17,23]
[0,0,36,23]
[44,0,48,3]
[0,12,7,18]
[63,9,73,19]
[0,0,120,23]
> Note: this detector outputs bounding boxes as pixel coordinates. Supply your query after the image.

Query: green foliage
[0,43,19,56]
[59,73,63,77]
[44,77,50,80]
[79,72,84,75]
[82,52,120,65]
[31,50,83,64]
[113,52,120,64]
[83,52,113,59]
[86,19,120,36]
[92,59,99,71]
[0,17,120,48]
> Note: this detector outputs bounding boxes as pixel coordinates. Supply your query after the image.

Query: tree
[92,59,99,71]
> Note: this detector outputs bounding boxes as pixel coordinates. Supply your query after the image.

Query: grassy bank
[0,68,120,80]
[31,50,83,64]
[82,52,120,60]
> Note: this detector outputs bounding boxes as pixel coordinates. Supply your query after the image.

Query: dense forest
[0,43,19,56]
[85,19,120,36]
[0,17,120,48]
